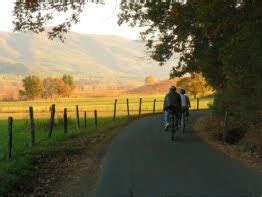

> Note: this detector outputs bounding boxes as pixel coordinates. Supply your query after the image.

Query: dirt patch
[194,115,262,173]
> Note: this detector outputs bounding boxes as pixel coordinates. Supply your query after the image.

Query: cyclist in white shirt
[179,89,191,117]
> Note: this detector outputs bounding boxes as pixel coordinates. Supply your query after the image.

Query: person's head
[180,89,186,94]
[169,86,176,92]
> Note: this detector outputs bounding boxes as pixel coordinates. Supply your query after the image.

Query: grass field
[0,95,213,161]
[0,115,130,195]
[0,95,213,120]
[0,95,213,194]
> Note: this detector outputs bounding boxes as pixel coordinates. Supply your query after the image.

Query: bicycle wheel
[170,117,175,141]
[181,112,186,133]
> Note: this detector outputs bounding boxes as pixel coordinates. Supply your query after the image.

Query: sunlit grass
[0,95,213,120]
[0,95,213,195]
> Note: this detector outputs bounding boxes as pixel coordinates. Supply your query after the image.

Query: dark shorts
[166,108,180,120]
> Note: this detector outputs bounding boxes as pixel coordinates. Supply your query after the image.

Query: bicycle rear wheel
[170,117,176,141]
[181,113,186,133]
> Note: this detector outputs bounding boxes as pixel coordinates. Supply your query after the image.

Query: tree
[54,78,69,97]
[118,0,237,89]
[118,0,262,125]
[22,75,43,100]
[43,77,55,98]
[62,74,76,97]
[43,77,69,98]
[18,90,26,100]
[13,0,103,42]
[177,74,213,98]
[13,1,261,125]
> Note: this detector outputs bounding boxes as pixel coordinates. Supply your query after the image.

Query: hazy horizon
[0,31,175,80]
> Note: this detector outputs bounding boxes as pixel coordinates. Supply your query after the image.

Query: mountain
[0,31,177,84]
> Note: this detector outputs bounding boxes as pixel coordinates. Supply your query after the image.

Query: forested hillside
[0,31,174,84]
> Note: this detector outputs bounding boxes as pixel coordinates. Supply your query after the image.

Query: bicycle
[181,110,186,134]
[168,110,179,141]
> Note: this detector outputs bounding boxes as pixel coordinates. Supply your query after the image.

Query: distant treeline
[19,75,76,100]
[143,74,213,98]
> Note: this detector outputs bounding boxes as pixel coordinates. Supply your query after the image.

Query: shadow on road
[95,111,261,196]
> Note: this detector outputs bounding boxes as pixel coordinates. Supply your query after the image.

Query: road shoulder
[194,114,262,173]
[11,117,139,196]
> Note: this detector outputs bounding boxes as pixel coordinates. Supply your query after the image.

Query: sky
[0,0,141,40]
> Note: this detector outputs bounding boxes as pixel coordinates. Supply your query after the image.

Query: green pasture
[0,95,213,194]
[0,115,129,195]
[0,95,213,162]
[0,95,213,120]
[0,116,130,160]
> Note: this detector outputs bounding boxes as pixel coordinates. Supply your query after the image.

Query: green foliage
[62,74,76,97]
[62,74,75,89]
[118,0,262,130]
[13,0,88,42]
[177,74,213,98]
[22,75,43,100]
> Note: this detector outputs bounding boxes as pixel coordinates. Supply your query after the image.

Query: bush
[238,124,262,154]
[211,131,223,141]
[200,113,247,144]
[224,127,246,144]
[200,114,224,141]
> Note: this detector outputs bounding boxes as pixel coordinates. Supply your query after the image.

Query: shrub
[224,127,246,144]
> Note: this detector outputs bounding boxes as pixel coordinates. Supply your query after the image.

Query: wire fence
[0,97,213,160]
[0,97,212,119]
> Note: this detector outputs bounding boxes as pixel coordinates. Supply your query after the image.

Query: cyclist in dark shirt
[163,86,181,131]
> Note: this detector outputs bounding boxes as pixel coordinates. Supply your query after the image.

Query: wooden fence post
[64,108,68,134]
[94,110,98,128]
[76,105,80,130]
[113,99,117,120]
[84,111,87,128]
[196,98,199,110]
[48,104,55,138]
[153,99,156,114]
[127,98,130,117]
[139,98,142,116]
[29,106,35,145]
[8,117,13,159]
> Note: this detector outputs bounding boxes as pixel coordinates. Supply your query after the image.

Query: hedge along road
[95,111,261,197]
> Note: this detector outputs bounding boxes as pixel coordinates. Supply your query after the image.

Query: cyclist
[163,86,181,131]
[179,89,191,117]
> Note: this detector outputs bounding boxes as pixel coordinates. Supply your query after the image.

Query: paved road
[95,111,261,197]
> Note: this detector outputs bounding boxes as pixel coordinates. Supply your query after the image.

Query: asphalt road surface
[95,111,261,197]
